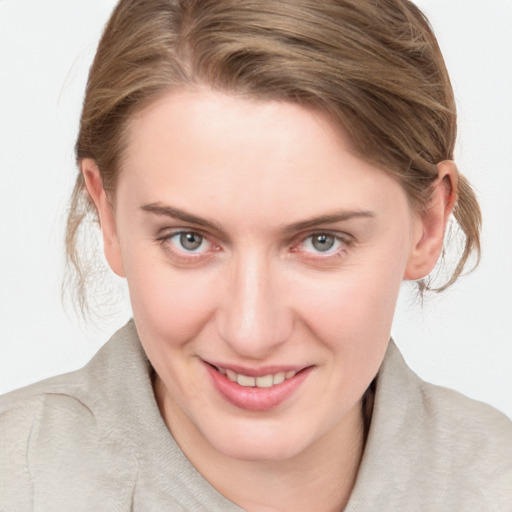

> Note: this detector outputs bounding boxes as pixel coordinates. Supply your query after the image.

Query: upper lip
[204,360,309,377]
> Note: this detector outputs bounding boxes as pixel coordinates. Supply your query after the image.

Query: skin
[84,89,456,511]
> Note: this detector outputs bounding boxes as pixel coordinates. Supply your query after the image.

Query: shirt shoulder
[0,363,108,468]
[417,379,512,500]
[419,378,512,443]
[347,341,512,511]
[0,354,140,511]
[0,321,237,512]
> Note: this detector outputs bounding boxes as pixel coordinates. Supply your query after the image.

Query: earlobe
[404,160,458,281]
[81,158,126,277]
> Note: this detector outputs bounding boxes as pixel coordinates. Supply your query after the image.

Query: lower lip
[205,363,312,412]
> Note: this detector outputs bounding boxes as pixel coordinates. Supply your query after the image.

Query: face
[86,89,435,463]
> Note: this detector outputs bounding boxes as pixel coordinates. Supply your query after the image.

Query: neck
[155,376,368,512]
[216,412,365,512]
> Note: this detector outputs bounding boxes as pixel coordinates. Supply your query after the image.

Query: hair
[66,0,481,312]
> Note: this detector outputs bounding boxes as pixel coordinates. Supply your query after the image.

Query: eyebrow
[282,210,375,233]
[141,202,375,233]
[141,202,224,231]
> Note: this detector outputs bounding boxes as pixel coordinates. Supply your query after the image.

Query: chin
[200,418,317,462]
[215,439,307,463]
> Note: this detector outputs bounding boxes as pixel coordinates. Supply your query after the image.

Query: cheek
[300,270,399,351]
[297,238,409,371]
[125,258,219,406]
[122,247,217,345]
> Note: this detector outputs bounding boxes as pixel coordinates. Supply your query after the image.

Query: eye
[168,231,210,253]
[156,229,220,265]
[299,233,346,255]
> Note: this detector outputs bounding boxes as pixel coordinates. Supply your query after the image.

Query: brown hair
[67,0,481,311]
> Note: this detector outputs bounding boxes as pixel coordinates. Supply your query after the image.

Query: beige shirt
[1,320,511,511]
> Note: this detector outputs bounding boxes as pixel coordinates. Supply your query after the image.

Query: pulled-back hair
[67,0,481,311]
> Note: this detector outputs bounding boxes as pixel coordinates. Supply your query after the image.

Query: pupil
[312,234,334,252]
[180,232,202,250]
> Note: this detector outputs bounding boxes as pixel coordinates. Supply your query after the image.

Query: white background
[0,0,511,419]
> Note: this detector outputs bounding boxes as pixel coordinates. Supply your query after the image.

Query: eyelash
[156,229,353,264]
[156,230,219,263]
[292,232,353,260]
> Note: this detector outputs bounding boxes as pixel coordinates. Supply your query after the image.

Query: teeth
[218,367,298,388]
[226,369,237,382]
[237,374,256,387]
[273,372,286,385]
[255,375,273,388]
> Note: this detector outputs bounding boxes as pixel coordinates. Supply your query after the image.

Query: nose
[215,250,293,359]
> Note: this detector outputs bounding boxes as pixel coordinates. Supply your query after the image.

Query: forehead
[118,89,409,228]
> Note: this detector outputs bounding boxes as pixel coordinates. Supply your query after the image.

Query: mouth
[204,362,313,411]
[209,364,300,389]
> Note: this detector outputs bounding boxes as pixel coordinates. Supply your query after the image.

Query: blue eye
[170,232,209,253]
[301,233,342,254]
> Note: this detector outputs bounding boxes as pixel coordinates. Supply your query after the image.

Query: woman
[1,1,511,510]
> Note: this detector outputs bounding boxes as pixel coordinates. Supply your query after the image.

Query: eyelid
[156,226,353,263]
[291,230,353,256]
[155,220,230,244]
[170,231,209,252]
[295,229,352,244]
[157,228,221,261]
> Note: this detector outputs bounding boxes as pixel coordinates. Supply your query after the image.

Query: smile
[205,362,313,411]
[214,366,298,388]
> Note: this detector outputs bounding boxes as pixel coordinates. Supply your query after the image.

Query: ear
[404,160,458,281]
[81,158,125,277]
